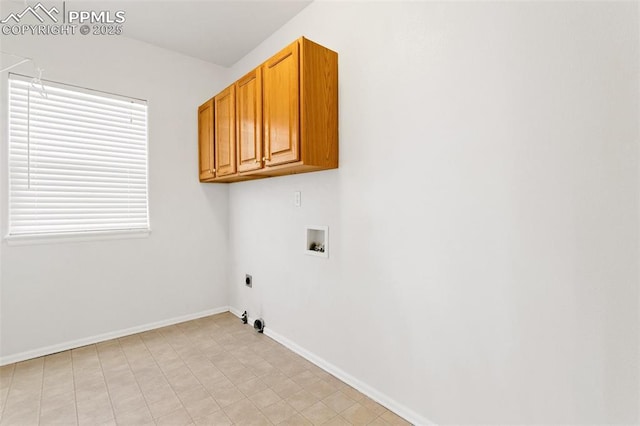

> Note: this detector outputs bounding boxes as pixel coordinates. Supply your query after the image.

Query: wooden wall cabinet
[214,84,236,177]
[198,99,215,181]
[263,41,299,167]
[198,36,338,183]
[260,37,338,177]
[236,68,263,173]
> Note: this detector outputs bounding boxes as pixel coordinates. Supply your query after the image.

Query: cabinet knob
[212,168,216,173]
[262,157,266,162]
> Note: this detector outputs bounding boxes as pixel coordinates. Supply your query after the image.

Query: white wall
[0,2,637,423]
[0,33,231,361]
[228,2,640,424]
[637,4,640,423]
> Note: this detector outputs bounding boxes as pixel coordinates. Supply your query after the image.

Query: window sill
[4,229,151,246]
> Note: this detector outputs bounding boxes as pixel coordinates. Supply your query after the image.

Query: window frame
[5,73,151,244]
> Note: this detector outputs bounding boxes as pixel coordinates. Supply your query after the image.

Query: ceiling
[2,1,313,67]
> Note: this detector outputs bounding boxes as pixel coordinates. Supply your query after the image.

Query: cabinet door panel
[236,68,263,173]
[198,99,215,180]
[263,41,299,166]
[214,85,236,177]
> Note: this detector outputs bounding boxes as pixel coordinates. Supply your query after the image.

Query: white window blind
[8,74,149,238]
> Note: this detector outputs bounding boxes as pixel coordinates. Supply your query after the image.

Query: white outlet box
[294,191,301,207]
[305,225,328,258]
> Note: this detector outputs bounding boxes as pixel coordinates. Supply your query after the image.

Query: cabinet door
[236,68,263,173]
[263,41,299,166]
[198,99,215,181]
[214,85,236,177]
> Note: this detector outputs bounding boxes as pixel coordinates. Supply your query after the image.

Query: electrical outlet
[245,274,252,288]
[294,191,301,207]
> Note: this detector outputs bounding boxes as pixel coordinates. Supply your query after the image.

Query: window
[7,74,149,238]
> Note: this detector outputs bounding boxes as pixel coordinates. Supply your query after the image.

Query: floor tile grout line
[220,319,315,423]
[0,364,16,424]
[111,339,156,423]
[134,330,199,424]
[36,357,45,425]
[192,319,270,419]
[1,366,14,419]
[191,319,275,407]
[156,316,274,424]
[74,345,114,424]
[180,316,384,426]
[159,328,213,421]
[221,318,314,422]
[218,320,285,424]
[152,321,241,423]
[43,353,78,424]
[70,349,80,426]
[96,342,134,425]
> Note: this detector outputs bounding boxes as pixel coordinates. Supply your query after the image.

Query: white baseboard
[4,305,433,424]
[0,306,230,366]
[228,306,245,319]
[229,307,434,426]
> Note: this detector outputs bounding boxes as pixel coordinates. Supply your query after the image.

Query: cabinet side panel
[198,99,215,181]
[300,38,338,169]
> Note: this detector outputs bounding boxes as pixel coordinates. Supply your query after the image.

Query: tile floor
[0,312,411,425]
